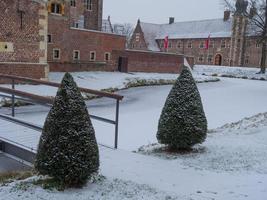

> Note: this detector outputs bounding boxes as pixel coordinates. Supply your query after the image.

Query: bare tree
[223,0,267,73]
[114,23,134,48]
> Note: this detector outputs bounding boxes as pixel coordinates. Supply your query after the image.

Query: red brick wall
[0,0,45,63]
[244,37,262,67]
[0,63,47,83]
[111,50,185,73]
[157,38,232,66]
[49,62,112,72]
[48,13,126,71]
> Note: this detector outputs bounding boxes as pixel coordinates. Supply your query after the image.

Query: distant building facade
[0,0,193,81]
[130,5,262,68]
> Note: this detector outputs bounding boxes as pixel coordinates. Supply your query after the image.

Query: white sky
[103,0,224,25]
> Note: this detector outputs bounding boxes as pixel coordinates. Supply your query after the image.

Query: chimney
[169,17,175,24]
[224,10,230,21]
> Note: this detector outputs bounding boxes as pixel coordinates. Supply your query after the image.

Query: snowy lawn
[0,71,218,106]
[195,65,267,80]
[0,78,267,199]
[1,112,267,199]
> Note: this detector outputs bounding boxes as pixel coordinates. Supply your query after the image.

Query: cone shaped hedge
[35,73,99,187]
[157,66,207,149]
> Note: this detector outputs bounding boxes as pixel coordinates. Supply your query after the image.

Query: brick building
[46,0,126,72]
[1,0,191,81]
[130,3,263,68]
[0,0,48,80]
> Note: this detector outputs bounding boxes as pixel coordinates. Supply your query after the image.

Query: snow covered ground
[0,76,267,199]
[1,112,267,200]
[195,65,267,80]
[0,71,218,106]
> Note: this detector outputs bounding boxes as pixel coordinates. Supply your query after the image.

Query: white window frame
[221,40,226,48]
[90,51,96,61]
[198,55,204,62]
[85,0,93,11]
[199,41,204,49]
[51,3,62,14]
[70,0,76,7]
[207,54,213,63]
[187,42,192,48]
[104,52,111,61]
[135,33,140,42]
[168,41,172,48]
[73,50,80,61]
[53,48,60,60]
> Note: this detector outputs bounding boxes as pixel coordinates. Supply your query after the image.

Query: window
[187,42,192,48]
[85,0,92,10]
[74,22,79,28]
[51,3,62,14]
[198,55,204,62]
[199,41,205,49]
[53,49,60,60]
[47,34,52,43]
[159,42,163,48]
[73,50,80,61]
[135,33,140,42]
[209,41,214,48]
[221,40,226,48]
[245,55,249,64]
[90,51,96,61]
[168,41,172,48]
[207,54,213,63]
[70,0,76,7]
[256,43,260,48]
[104,52,111,61]
[177,42,181,48]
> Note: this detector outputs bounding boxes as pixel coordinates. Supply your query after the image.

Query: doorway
[214,54,222,66]
[118,57,128,72]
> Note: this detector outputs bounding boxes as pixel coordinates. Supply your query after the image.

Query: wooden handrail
[0,74,123,100]
[0,86,54,105]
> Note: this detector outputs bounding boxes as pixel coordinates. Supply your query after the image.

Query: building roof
[139,18,233,51]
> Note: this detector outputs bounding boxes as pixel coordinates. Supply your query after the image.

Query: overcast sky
[103,0,225,25]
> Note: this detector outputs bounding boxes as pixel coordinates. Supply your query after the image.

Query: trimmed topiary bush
[35,73,99,188]
[157,66,207,150]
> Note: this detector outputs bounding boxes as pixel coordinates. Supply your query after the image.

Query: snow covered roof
[140,18,233,51]
[139,23,162,51]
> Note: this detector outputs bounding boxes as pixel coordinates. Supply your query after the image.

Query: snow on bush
[157,66,207,150]
[35,73,99,188]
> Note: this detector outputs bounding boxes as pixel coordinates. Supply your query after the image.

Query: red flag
[205,34,211,50]
[164,36,169,49]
